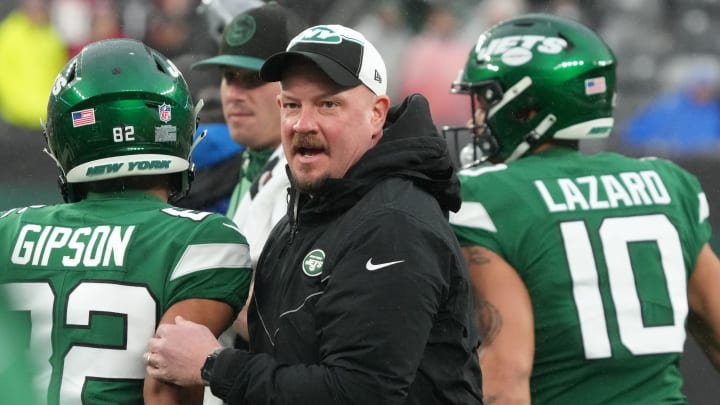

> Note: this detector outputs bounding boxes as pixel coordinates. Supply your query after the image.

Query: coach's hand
[145,315,222,386]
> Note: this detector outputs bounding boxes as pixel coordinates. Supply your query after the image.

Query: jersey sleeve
[658,160,712,271]
[164,213,253,314]
[449,170,506,255]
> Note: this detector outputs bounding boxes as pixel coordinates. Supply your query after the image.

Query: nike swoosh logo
[366,258,405,271]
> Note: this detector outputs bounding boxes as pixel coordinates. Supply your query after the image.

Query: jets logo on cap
[295,26,343,44]
[225,14,257,47]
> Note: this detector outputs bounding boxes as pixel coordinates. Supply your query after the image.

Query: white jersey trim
[699,192,710,224]
[449,201,497,233]
[171,243,251,280]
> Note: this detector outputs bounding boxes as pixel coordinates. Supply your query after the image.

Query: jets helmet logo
[475,35,568,66]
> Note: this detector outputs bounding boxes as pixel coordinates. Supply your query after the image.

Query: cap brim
[191,55,266,71]
[260,51,362,88]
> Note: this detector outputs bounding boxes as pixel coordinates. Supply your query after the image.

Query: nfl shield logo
[158,103,172,122]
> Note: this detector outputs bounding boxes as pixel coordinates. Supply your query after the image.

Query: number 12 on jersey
[3,281,155,403]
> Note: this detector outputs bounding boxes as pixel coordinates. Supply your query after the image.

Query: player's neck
[144,186,170,202]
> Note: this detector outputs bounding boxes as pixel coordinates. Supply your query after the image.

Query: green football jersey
[450,148,710,405]
[0,191,252,405]
[0,289,41,405]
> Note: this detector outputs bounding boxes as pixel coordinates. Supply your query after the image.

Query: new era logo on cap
[260,24,387,96]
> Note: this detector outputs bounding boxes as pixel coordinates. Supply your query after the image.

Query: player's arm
[463,245,533,405]
[144,298,234,405]
[232,272,254,342]
[687,243,720,371]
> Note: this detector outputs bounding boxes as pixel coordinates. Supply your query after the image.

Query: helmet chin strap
[505,113,557,163]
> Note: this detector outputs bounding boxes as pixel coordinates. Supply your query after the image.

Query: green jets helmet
[444,13,616,165]
[45,38,198,202]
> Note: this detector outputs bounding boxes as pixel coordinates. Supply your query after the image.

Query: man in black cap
[146,24,484,405]
[193,3,306,345]
[193,1,305,261]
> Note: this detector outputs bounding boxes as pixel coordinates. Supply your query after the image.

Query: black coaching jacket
[209,94,484,405]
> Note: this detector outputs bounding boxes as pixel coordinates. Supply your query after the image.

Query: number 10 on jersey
[562,214,687,359]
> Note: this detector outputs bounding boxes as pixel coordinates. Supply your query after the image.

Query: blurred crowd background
[3,0,720,206]
[0,0,719,401]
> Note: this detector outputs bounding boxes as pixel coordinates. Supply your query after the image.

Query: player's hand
[145,315,222,386]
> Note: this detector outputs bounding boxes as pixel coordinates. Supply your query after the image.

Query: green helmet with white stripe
[444,13,616,165]
[45,38,198,202]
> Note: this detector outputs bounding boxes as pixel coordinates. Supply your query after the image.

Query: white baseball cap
[259,24,387,96]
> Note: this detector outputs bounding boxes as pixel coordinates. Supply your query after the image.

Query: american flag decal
[159,103,172,122]
[71,108,96,127]
[585,77,607,95]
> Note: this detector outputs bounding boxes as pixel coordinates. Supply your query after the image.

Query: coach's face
[278,61,389,192]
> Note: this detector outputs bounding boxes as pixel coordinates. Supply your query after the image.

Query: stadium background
[1,0,718,402]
